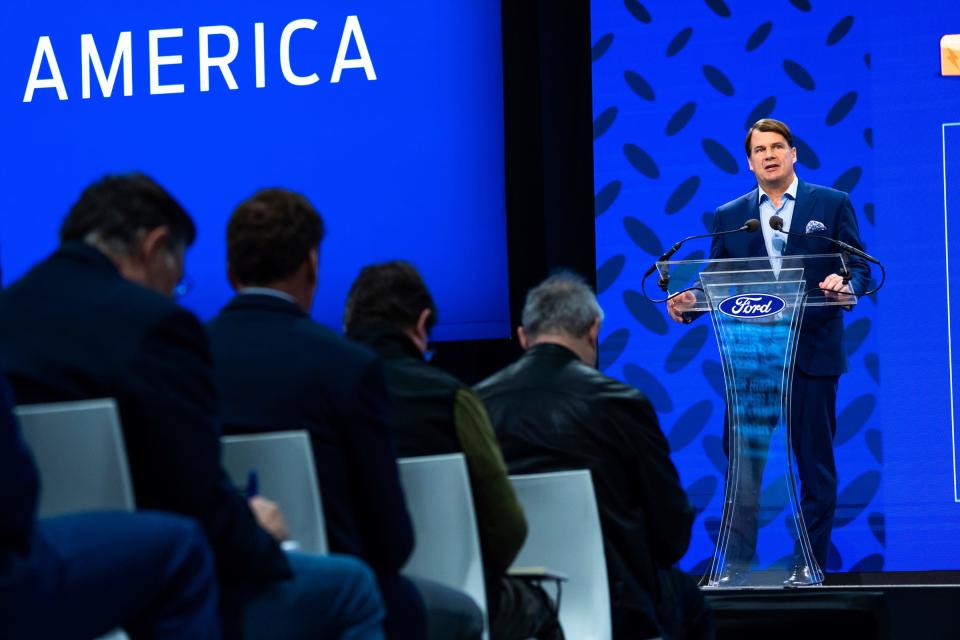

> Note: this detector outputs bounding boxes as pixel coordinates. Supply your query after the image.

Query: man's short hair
[521,272,603,339]
[59,173,196,252]
[744,118,794,156]
[227,189,325,286]
[344,260,437,333]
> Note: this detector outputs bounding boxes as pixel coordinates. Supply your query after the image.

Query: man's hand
[667,290,697,324]
[819,273,853,296]
[248,496,290,542]
[819,272,855,309]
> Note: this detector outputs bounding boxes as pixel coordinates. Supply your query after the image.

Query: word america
[23,15,376,102]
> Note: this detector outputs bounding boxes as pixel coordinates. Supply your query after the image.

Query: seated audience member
[475,273,712,640]
[206,189,483,640]
[0,372,221,639]
[0,174,385,640]
[344,260,563,640]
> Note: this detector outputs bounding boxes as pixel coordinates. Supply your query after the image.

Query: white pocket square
[805,220,827,234]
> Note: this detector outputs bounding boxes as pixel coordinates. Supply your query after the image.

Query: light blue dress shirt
[237,286,298,304]
[758,175,799,257]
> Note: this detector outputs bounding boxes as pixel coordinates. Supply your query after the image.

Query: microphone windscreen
[769,215,784,231]
[744,218,760,232]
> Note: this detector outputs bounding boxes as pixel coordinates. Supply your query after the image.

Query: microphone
[768,215,880,265]
[643,218,761,291]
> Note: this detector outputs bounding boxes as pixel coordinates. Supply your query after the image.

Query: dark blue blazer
[207,293,415,575]
[0,373,38,568]
[0,243,290,584]
[709,179,870,376]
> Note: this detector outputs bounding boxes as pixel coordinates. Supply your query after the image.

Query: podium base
[701,567,825,590]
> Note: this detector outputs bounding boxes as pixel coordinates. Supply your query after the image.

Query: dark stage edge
[702,572,960,640]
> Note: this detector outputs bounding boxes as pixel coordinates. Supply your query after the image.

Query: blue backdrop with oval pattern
[592,0,960,572]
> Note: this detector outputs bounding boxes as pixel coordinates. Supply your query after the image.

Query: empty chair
[220,431,328,554]
[16,398,134,517]
[510,469,611,640]
[398,453,487,630]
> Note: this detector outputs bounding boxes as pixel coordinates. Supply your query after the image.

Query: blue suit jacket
[207,293,415,576]
[0,374,38,570]
[709,179,870,376]
[0,243,290,584]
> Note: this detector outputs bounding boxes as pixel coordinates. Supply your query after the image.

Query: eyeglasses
[173,275,194,299]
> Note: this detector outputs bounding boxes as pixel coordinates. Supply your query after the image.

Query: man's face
[108,226,186,297]
[147,242,185,297]
[134,227,185,297]
[746,130,797,191]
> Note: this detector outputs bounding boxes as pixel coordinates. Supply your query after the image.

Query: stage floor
[704,577,960,640]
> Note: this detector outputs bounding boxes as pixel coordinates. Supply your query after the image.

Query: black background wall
[432,0,596,383]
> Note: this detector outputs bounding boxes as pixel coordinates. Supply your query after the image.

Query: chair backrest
[398,453,487,627]
[510,469,612,640]
[16,399,135,517]
[220,431,327,554]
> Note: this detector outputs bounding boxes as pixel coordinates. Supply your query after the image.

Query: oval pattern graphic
[718,293,786,319]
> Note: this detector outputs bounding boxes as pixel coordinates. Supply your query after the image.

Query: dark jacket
[207,294,414,575]
[348,325,462,456]
[711,179,870,376]
[348,324,527,576]
[475,343,693,616]
[0,373,38,568]
[0,243,290,584]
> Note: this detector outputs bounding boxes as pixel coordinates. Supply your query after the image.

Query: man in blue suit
[668,119,870,578]
[0,174,385,638]
[0,371,222,638]
[207,188,483,640]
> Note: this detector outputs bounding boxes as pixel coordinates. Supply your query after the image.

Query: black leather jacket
[476,343,693,616]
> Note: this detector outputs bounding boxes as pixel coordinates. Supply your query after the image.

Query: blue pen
[245,469,259,498]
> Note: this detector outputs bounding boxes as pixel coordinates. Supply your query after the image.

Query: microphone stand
[641,220,760,303]
[768,216,886,297]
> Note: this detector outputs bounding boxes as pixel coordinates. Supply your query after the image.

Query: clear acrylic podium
[656,254,857,589]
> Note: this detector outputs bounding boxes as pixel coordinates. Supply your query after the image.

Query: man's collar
[758,174,800,204]
[237,286,298,305]
[58,241,121,273]
[348,322,424,361]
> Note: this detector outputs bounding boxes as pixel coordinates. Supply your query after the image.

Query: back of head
[227,189,324,286]
[344,260,437,334]
[522,272,603,341]
[59,173,195,254]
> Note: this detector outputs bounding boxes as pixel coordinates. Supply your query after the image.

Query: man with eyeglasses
[0,173,386,639]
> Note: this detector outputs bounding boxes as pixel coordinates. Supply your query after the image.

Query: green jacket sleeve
[453,387,528,575]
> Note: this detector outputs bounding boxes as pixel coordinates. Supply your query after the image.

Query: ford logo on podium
[718,294,786,319]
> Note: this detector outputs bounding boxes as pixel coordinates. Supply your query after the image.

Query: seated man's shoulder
[403,356,461,390]
[299,321,381,372]
[62,271,206,346]
[490,356,647,408]
[568,361,649,405]
[119,283,206,338]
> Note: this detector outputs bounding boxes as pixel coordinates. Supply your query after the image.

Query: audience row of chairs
[18,399,613,640]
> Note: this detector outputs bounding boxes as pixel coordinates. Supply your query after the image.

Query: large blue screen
[0,1,509,341]
[592,0,960,573]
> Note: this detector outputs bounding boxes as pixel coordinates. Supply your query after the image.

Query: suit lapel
[740,188,767,258]
[783,180,817,256]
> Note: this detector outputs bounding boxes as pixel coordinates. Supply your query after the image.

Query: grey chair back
[16,399,134,517]
[398,453,488,633]
[510,469,612,640]
[221,431,328,554]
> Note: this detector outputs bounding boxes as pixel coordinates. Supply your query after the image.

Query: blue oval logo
[718,293,786,319]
